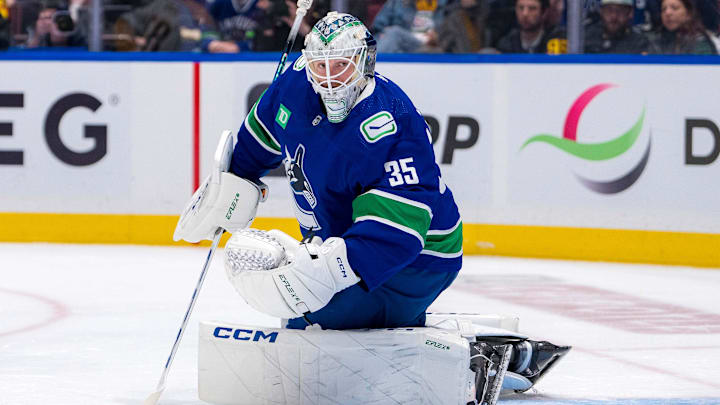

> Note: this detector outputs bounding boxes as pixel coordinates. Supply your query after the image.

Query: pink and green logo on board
[521,83,651,194]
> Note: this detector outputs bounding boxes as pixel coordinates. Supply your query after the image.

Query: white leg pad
[425,312,526,338]
[198,321,475,405]
[424,313,532,393]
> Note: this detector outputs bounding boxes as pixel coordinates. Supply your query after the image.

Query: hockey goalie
[173,11,570,405]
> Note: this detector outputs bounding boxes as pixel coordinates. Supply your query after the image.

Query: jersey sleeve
[342,110,442,291]
[230,86,284,180]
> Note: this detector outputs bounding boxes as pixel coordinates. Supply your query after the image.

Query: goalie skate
[509,340,571,391]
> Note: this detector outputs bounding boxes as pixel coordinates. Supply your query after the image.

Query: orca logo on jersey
[285,144,317,208]
[284,144,321,230]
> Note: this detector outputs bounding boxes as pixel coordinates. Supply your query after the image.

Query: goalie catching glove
[224,229,361,319]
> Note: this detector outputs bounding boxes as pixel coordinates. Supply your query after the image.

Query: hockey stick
[143,2,313,404]
[143,228,222,405]
[273,0,313,82]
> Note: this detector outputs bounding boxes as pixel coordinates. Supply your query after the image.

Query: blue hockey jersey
[230,57,462,291]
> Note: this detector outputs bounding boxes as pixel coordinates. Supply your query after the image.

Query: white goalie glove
[173,130,268,243]
[224,229,361,319]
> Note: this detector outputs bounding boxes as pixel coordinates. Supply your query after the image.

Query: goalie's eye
[311,59,352,77]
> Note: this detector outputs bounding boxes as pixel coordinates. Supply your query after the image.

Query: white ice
[1,243,719,405]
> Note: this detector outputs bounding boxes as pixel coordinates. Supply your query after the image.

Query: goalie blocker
[173,130,269,244]
[198,314,570,405]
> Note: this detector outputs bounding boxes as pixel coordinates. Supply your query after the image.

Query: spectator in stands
[436,0,489,53]
[645,0,719,33]
[114,0,224,52]
[485,0,515,47]
[545,0,563,28]
[252,0,329,52]
[206,0,258,52]
[584,0,653,53]
[649,0,718,54]
[496,0,554,53]
[371,0,450,53]
[349,0,385,27]
[687,0,718,33]
[26,0,87,48]
[1,0,10,49]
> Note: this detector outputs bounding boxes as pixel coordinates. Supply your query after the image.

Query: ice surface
[1,243,719,405]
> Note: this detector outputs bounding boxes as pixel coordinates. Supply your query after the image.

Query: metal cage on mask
[303,46,369,123]
[302,11,377,124]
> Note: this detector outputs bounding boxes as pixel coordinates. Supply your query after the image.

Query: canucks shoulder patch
[360,111,397,143]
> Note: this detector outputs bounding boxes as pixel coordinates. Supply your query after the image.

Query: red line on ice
[455,275,720,334]
[0,288,69,338]
[576,347,720,391]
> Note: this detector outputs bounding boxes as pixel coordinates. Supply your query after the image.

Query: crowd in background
[0,0,718,54]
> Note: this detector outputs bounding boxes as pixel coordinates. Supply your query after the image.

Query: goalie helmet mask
[303,12,377,123]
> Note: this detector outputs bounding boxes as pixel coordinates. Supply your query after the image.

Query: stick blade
[143,388,164,405]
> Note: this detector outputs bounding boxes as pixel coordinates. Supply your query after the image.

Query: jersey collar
[352,77,376,109]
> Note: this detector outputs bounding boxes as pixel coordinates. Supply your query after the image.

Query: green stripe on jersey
[424,221,463,256]
[352,190,432,244]
[245,98,281,154]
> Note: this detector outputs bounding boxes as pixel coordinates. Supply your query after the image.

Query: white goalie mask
[303,12,377,123]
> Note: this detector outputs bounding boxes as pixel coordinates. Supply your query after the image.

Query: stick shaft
[147,2,312,403]
[272,5,310,82]
[145,229,222,402]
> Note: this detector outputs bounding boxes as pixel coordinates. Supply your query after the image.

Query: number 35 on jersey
[384,157,419,187]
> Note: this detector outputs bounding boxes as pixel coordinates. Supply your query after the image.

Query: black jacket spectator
[115,0,219,51]
[496,0,554,53]
[496,27,554,53]
[486,0,516,47]
[584,22,652,54]
[252,0,329,52]
[0,15,9,49]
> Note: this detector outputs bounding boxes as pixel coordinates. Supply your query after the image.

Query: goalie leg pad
[198,321,476,405]
[425,313,521,336]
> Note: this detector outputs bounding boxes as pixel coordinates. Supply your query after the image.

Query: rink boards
[0,53,718,267]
